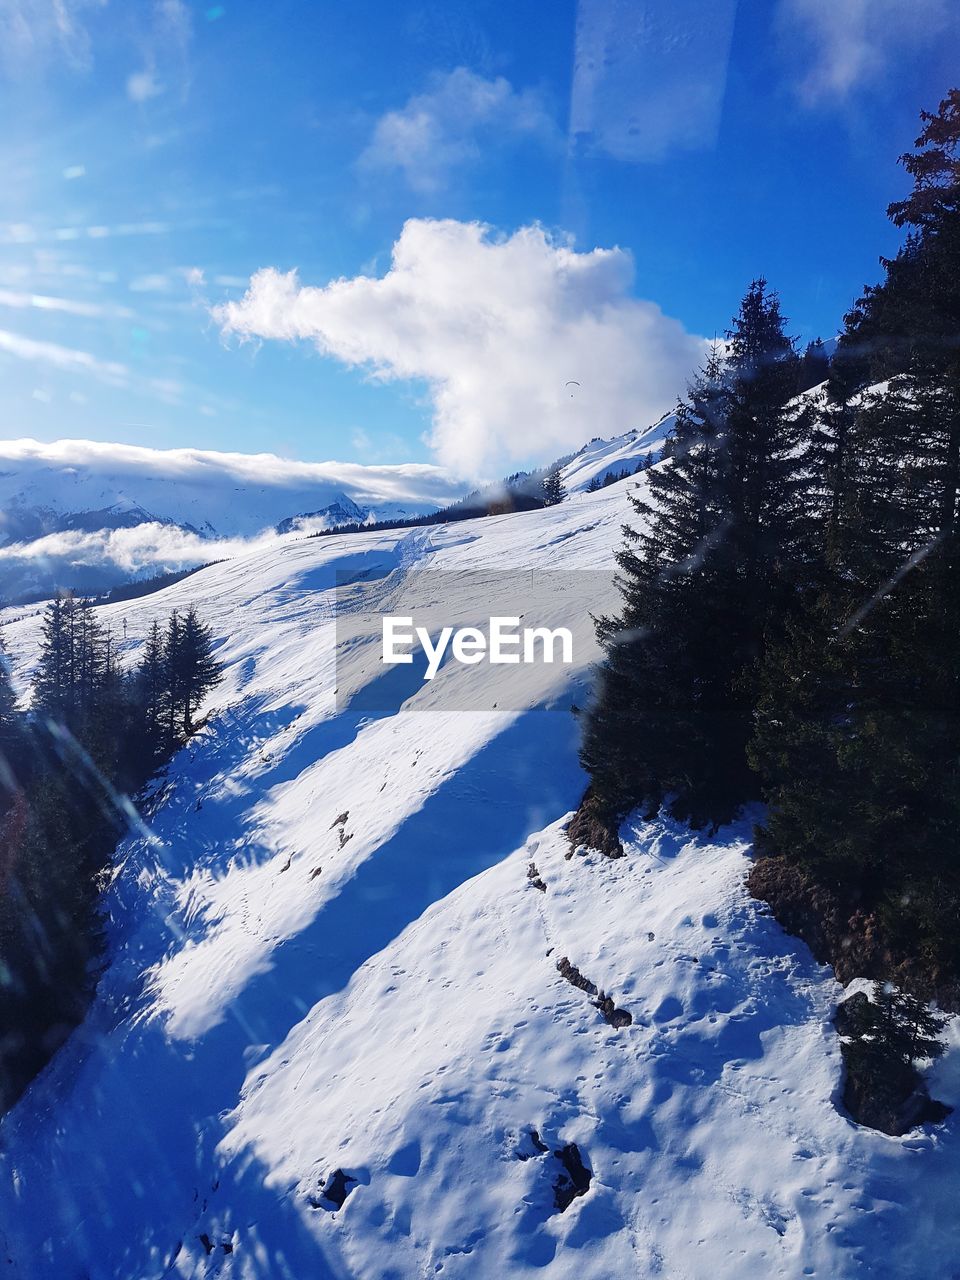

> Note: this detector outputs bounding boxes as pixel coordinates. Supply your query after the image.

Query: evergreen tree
[0,634,17,743]
[0,599,222,1111]
[0,633,19,804]
[31,595,73,723]
[136,620,171,756]
[170,606,223,736]
[579,288,812,828]
[542,465,566,506]
[797,338,830,393]
[841,981,947,1075]
[752,92,960,975]
[163,610,184,745]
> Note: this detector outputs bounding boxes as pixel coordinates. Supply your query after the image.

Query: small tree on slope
[543,465,566,506]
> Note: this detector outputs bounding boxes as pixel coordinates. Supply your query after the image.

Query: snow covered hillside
[559,413,674,493]
[1,473,958,1280]
[0,423,664,604]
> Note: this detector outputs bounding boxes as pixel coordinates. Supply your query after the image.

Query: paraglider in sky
[565,380,581,398]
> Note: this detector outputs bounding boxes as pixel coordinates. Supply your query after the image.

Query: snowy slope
[559,413,675,493]
[0,424,667,604]
[1,473,958,1280]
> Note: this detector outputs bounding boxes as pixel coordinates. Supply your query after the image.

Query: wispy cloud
[0,522,292,580]
[777,0,956,105]
[126,0,192,102]
[127,68,161,102]
[0,220,171,245]
[0,437,461,507]
[0,0,192,92]
[0,288,134,319]
[215,218,706,477]
[0,329,129,384]
[0,0,107,74]
[358,67,557,193]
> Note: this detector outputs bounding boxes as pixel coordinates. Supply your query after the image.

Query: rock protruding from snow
[552,1143,592,1213]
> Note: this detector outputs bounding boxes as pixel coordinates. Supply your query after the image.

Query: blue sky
[1,0,958,477]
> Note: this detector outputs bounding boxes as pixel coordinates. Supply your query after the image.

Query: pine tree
[579,288,812,829]
[0,601,222,1109]
[542,466,566,506]
[136,620,171,754]
[797,338,830,393]
[0,633,20,803]
[842,982,948,1067]
[163,610,184,744]
[170,606,222,736]
[32,595,73,722]
[751,92,960,976]
[0,634,17,741]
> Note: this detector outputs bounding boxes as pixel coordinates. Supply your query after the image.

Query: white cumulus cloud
[358,68,557,193]
[214,218,706,477]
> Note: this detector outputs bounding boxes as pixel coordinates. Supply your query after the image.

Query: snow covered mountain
[559,412,675,493]
[0,438,463,603]
[1,468,957,1280]
[0,424,672,605]
[0,439,459,543]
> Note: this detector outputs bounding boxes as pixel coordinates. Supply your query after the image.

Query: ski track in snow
[0,476,958,1280]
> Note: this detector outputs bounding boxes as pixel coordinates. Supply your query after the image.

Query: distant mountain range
[0,420,673,605]
[0,439,463,604]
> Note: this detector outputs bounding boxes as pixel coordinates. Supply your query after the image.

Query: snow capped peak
[560,413,675,493]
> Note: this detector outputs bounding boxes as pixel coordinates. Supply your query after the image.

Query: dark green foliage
[174,606,222,735]
[841,982,948,1067]
[542,465,566,506]
[585,461,649,493]
[836,984,949,1134]
[751,91,960,982]
[311,468,551,539]
[578,92,960,1003]
[0,599,222,1111]
[0,637,17,750]
[797,338,830,393]
[580,287,811,829]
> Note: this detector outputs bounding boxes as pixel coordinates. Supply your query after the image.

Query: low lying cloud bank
[0,437,462,604]
[215,218,708,477]
[0,437,460,511]
[0,522,303,606]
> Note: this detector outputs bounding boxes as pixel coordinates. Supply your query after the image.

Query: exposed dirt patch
[556,956,597,996]
[310,1168,358,1211]
[747,853,960,1011]
[565,789,624,859]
